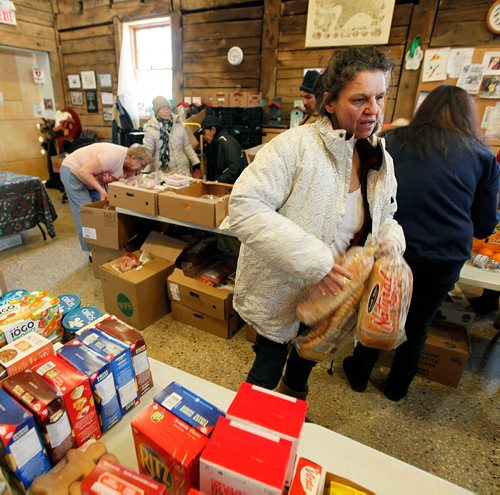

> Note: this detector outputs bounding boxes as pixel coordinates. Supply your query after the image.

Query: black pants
[246,324,317,393]
[348,260,462,394]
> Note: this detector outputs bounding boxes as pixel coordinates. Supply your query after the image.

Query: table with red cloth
[0,171,57,240]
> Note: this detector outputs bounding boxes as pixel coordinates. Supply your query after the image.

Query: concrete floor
[1,188,498,494]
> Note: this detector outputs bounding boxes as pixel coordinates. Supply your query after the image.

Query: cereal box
[57,340,122,432]
[77,329,139,416]
[96,315,153,397]
[131,403,208,494]
[80,456,166,495]
[2,369,76,465]
[0,389,51,491]
[0,332,53,378]
[153,382,224,436]
[32,354,102,447]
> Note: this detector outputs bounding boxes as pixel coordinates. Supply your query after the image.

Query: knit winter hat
[152,96,171,114]
[300,70,320,94]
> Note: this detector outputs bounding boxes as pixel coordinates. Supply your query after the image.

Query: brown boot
[277,380,308,401]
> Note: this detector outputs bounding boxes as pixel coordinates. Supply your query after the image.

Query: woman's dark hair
[317,46,394,117]
[407,85,482,157]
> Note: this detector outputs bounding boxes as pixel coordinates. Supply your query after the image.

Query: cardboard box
[108,182,169,216]
[378,325,471,387]
[247,92,262,108]
[433,286,475,328]
[229,91,249,108]
[32,354,102,447]
[131,403,208,492]
[2,369,77,465]
[200,416,292,495]
[154,381,225,437]
[168,268,233,320]
[100,232,186,329]
[77,329,139,416]
[244,324,257,343]
[81,456,166,495]
[57,340,122,432]
[211,92,230,107]
[171,301,241,339]
[158,181,232,228]
[244,144,264,164]
[322,471,374,495]
[96,315,154,397]
[226,382,308,486]
[90,245,124,279]
[0,388,51,491]
[80,201,138,250]
[0,332,53,378]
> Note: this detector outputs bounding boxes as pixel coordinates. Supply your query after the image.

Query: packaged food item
[356,252,413,351]
[0,388,51,491]
[2,369,76,465]
[195,262,234,287]
[471,253,500,271]
[0,289,27,305]
[57,294,81,317]
[289,457,323,495]
[62,306,103,342]
[154,381,225,436]
[32,354,102,447]
[297,246,376,325]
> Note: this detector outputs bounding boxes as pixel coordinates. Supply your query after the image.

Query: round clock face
[487,0,500,34]
[227,46,244,66]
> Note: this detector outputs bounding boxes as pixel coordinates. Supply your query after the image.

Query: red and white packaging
[289,457,324,495]
[131,403,208,494]
[226,382,308,486]
[81,456,166,495]
[32,354,102,446]
[200,416,293,495]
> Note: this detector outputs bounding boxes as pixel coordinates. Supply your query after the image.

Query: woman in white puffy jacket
[143,96,200,176]
[220,47,405,401]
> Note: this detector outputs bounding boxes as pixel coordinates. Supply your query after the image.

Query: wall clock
[227,46,244,66]
[486,0,500,34]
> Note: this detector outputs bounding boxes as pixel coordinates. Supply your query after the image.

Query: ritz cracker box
[57,340,123,432]
[131,403,208,494]
[32,354,102,447]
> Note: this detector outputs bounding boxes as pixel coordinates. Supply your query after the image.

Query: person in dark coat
[343,85,499,402]
[196,115,247,183]
[299,69,320,125]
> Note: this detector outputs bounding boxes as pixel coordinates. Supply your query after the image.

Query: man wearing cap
[299,70,320,125]
[196,115,247,184]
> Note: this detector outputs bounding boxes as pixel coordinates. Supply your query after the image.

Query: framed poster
[68,74,81,89]
[70,91,83,106]
[479,74,500,99]
[81,70,97,90]
[305,0,396,47]
[86,90,98,113]
[101,92,114,105]
[103,106,114,121]
[98,72,113,88]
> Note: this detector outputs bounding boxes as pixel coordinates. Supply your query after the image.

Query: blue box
[0,389,51,490]
[154,381,225,436]
[57,340,122,432]
[77,329,138,415]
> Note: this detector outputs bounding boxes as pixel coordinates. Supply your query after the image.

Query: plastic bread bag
[295,283,366,362]
[356,251,413,351]
[296,246,376,326]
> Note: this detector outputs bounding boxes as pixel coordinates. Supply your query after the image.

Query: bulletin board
[415,46,500,154]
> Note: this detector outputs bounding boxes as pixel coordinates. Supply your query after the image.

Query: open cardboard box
[108,182,170,216]
[322,471,374,494]
[158,181,232,227]
[100,231,186,329]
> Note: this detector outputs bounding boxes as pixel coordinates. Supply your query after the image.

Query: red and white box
[81,456,166,495]
[131,403,208,494]
[200,416,293,494]
[289,457,324,495]
[226,382,308,485]
[32,354,102,447]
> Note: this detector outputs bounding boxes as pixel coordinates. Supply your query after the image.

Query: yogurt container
[62,306,103,341]
[57,294,81,316]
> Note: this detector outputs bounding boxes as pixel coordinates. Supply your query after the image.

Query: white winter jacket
[143,113,199,176]
[220,116,405,344]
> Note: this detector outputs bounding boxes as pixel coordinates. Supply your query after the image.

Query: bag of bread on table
[295,283,366,362]
[356,251,413,351]
[296,246,376,326]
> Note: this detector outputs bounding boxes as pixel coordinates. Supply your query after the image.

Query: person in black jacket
[343,85,499,401]
[196,115,247,183]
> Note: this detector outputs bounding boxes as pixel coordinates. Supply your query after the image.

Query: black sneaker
[342,357,368,393]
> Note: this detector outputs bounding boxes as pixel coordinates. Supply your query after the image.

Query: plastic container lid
[0,289,28,304]
[57,294,81,316]
[62,306,103,332]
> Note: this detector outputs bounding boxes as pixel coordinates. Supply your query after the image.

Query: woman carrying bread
[344,85,499,401]
[220,47,405,401]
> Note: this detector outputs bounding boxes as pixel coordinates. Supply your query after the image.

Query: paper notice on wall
[457,64,486,95]
[447,48,473,78]
[422,48,450,82]
[32,102,43,118]
[0,1,16,26]
[485,103,500,138]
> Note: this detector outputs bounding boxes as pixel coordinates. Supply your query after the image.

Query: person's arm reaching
[75,156,108,200]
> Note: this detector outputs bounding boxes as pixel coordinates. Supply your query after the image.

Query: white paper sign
[0,1,16,26]
[456,64,486,95]
[32,102,43,118]
[32,67,44,84]
[422,48,450,82]
[447,48,473,78]
[101,92,114,105]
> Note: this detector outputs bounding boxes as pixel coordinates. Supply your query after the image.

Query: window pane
[137,69,173,115]
[136,26,172,70]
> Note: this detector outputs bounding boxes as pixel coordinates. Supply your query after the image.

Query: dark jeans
[246,324,317,393]
[349,260,462,392]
